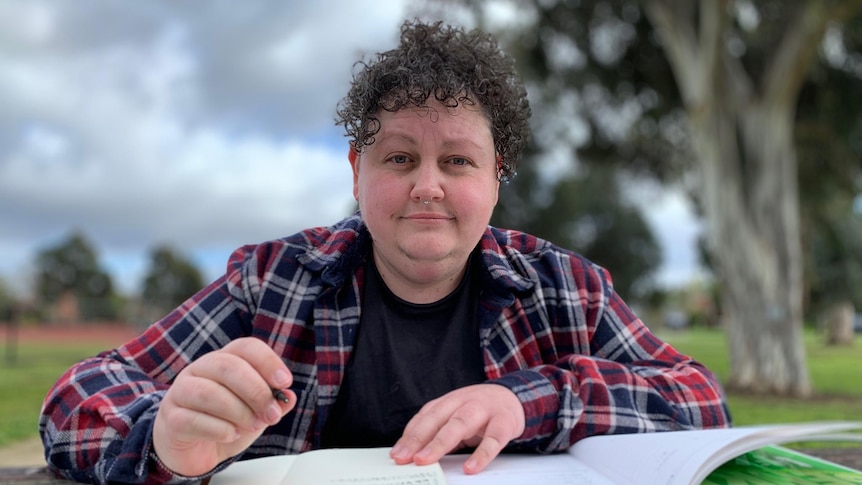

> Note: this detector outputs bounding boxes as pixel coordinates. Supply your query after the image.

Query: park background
[1,0,860,468]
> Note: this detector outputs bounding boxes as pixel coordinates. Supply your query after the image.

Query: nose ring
[422,199,430,205]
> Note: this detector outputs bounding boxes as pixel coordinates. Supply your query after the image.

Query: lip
[403,212,453,222]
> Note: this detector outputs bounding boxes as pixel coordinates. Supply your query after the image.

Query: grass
[0,328,859,448]
[0,341,109,447]
[661,327,862,425]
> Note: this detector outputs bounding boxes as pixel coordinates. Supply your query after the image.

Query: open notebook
[208,421,862,485]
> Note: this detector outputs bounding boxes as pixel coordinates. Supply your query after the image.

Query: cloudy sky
[0,0,706,297]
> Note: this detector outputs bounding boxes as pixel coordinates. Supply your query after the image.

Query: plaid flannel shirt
[39,213,730,484]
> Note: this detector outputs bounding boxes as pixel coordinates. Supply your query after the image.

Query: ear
[348,146,360,201]
[492,154,503,206]
[492,176,500,207]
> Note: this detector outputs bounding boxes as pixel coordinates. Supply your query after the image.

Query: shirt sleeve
[38,246,260,484]
[489,253,731,452]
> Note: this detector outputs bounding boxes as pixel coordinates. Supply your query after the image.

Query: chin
[403,247,452,263]
[399,239,456,262]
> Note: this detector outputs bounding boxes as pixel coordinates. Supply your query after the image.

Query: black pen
[272,388,290,404]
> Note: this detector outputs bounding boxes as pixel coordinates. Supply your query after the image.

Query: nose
[409,161,444,204]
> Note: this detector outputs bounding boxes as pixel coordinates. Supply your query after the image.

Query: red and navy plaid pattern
[40,213,730,484]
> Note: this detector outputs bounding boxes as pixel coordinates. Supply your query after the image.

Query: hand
[390,384,525,474]
[152,337,296,476]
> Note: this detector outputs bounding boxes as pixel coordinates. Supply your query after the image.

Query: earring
[496,156,516,184]
[499,171,516,185]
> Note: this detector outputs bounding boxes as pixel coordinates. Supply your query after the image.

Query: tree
[493,161,661,302]
[451,0,862,396]
[141,245,205,315]
[642,0,862,395]
[807,212,862,344]
[795,18,862,345]
[0,277,14,321]
[34,231,117,321]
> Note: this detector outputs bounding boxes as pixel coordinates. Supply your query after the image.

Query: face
[350,99,499,303]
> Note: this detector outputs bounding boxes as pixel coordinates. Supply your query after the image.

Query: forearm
[37,247,292,483]
[493,356,731,452]
[40,354,171,483]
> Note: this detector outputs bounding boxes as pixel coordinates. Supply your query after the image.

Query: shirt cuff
[147,444,239,485]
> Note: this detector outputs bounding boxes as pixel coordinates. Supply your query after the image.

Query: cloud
[0,0,701,298]
[0,0,408,294]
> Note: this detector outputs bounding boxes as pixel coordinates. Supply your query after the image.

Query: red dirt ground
[4,323,142,346]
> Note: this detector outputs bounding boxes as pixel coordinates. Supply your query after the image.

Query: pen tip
[272,388,290,404]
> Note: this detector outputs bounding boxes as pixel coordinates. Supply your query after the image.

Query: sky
[0,0,707,297]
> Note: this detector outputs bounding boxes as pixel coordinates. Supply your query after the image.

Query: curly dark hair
[335,20,531,181]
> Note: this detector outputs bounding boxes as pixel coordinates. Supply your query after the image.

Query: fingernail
[391,445,407,460]
[266,404,282,423]
[273,370,290,387]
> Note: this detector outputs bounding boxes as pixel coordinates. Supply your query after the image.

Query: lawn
[0,327,859,448]
[661,327,862,425]
[0,340,111,447]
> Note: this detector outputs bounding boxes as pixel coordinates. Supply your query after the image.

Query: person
[40,19,731,485]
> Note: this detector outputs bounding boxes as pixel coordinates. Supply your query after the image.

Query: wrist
[148,445,180,481]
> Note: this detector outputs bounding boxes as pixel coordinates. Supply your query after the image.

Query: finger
[185,353,274,425]
[196,339,294,422]
[411,404,485,465]
[391,397,454,464]
[169,372,266,433]
[223,337,294,390]
[160,401,242,444]
[461,416,514,474]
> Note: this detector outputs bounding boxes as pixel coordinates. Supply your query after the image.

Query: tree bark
[643,0,852,396]
[824,301,855,346]
[701,101,809,396]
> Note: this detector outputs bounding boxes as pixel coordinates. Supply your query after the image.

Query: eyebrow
[376,131,487,152]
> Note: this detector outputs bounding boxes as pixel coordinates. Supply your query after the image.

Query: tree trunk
[824,301,855,346]
[690,101,810,396]
[642,0,845,396]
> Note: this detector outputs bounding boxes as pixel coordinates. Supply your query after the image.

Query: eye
[387,154,411,164]
[449,157,471,166]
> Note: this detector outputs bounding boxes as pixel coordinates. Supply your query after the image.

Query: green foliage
[33,231,117,320]
[807,212,862,310]
[482,1,685,303]
[547,167,661,301]
[474,0,862,319]
[0,278,14,320]
[141,246,205,314]
[499,0,689,182]
[493,163,661,301]
[796,17,862,311]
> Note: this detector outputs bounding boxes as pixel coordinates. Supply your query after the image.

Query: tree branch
[643,0,699,104]
[762,1,831,106]
[644,0,729,110]
[760,0,862,106]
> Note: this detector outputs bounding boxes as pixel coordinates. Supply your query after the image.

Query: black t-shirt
[320,257,487,448]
